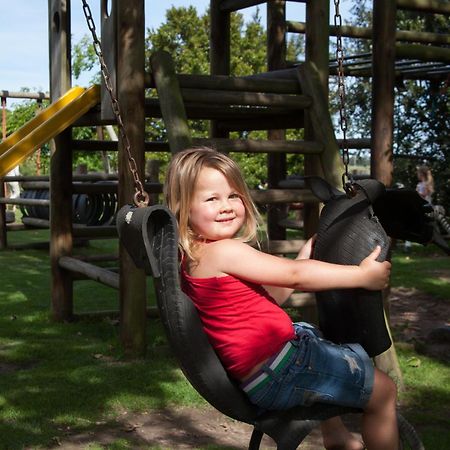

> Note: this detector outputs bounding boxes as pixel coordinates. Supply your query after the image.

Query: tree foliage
[341,3,449,209]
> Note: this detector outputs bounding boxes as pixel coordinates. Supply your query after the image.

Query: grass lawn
[0,227,449,449]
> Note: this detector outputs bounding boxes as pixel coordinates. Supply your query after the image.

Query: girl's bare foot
[321,417,365,450]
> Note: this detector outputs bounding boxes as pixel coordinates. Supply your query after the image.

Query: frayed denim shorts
[241,322,374,411]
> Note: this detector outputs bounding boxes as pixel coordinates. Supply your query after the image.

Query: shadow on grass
[0,247,201,448]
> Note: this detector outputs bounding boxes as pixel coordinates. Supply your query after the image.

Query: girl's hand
[297,234,316,260]
[358,246,391,290]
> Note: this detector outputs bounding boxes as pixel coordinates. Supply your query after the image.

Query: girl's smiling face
[189,166,246,241]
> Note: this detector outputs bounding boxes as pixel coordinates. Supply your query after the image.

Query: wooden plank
[220,0,267,12]
[396,43,450,63]
[250,189,317,204]
[296,62,344,189]
[0,197,50,206]
[288,21,450,46]
[260,239,306,254]
[192,138,323,154]
[180,88,312,109]
[59,256,119,289]
[397,0,450,14]
[73,226,117,238]
[150,51,192,153]
[216,115,305,132]
[148,73,301,94]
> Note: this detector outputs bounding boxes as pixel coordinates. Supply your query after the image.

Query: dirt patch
[51,287,449,449]
[389,287,450,362]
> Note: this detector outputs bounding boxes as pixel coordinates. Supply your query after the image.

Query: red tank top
[181,267,295,379]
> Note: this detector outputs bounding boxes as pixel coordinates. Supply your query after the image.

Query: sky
[0,1,350,105]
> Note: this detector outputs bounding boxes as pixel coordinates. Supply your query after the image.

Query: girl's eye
[229,193,240,199]
[206,197,216,202]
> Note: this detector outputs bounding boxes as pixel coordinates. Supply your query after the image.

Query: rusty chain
[81,0,149,207]
[333,0,355,196]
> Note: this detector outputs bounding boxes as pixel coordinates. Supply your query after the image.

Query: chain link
[81,0,149,207]
[333,0,355,196]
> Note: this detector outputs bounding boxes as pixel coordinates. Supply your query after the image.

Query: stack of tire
[20,182,117,226]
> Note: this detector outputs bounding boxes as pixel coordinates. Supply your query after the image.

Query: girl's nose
[220,199,232,212]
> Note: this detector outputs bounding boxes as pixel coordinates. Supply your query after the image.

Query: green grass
[0,230,449,449]
[391,243,450,300]
[0,234,205,449]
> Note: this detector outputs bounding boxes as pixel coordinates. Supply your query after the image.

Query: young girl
[164,147,398,450]
[416,165,434,204]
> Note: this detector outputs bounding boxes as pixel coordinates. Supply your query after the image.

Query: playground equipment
[2,0,448,355]
[0,86,99,176]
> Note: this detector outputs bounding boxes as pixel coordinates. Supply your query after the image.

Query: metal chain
[81,0,149,207]
[333,0,355,196]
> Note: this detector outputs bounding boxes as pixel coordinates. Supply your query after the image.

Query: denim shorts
[241,322,374,411]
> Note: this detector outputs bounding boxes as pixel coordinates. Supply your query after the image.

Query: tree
[2,98,51,175]
[341,3,449,210]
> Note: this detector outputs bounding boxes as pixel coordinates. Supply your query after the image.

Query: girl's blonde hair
[164,147,261,260]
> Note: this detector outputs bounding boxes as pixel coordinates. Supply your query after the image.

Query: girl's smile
[189,167,246,242]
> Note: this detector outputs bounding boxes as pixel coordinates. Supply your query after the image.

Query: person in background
[6,165,21,212]
[416,165,434,204]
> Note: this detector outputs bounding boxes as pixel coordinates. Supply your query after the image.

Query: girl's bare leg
[361,368,399,450]
[321,416,364,450]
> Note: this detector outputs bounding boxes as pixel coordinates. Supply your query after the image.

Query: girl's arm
[202,239,390,304]
[262,236,315,305]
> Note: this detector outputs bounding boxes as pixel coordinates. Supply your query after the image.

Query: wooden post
[115,0,147,358]
[267,0,287,241]
[0,180,6,249]
[210,0,230,138]
[49,0,73,321]
[304,0,330,238]
[371,0,404,388]
[150,51,192,154]
[371,0,396,186]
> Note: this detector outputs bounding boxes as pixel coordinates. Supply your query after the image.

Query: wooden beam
[371,0,396,187]
[219,0,267,12]
[180,88,312,109]
[288,21,450,46]
[267,0,288,241]
[396,43,450,63]
[396,0,450,14]
[210,0,230,138]
[49,0,74,322]
[116,0,147,358]
[0,181,6,249]
[59,256,119,289]
[296,63,343,189]
[250,189,317,204]
[148,73,301,94]
[192,138,323,154]
[150,51,192,153]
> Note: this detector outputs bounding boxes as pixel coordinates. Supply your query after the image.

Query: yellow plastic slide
[0,85,100,176]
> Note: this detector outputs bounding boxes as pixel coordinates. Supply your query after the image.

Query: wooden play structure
[0,0,449,359]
